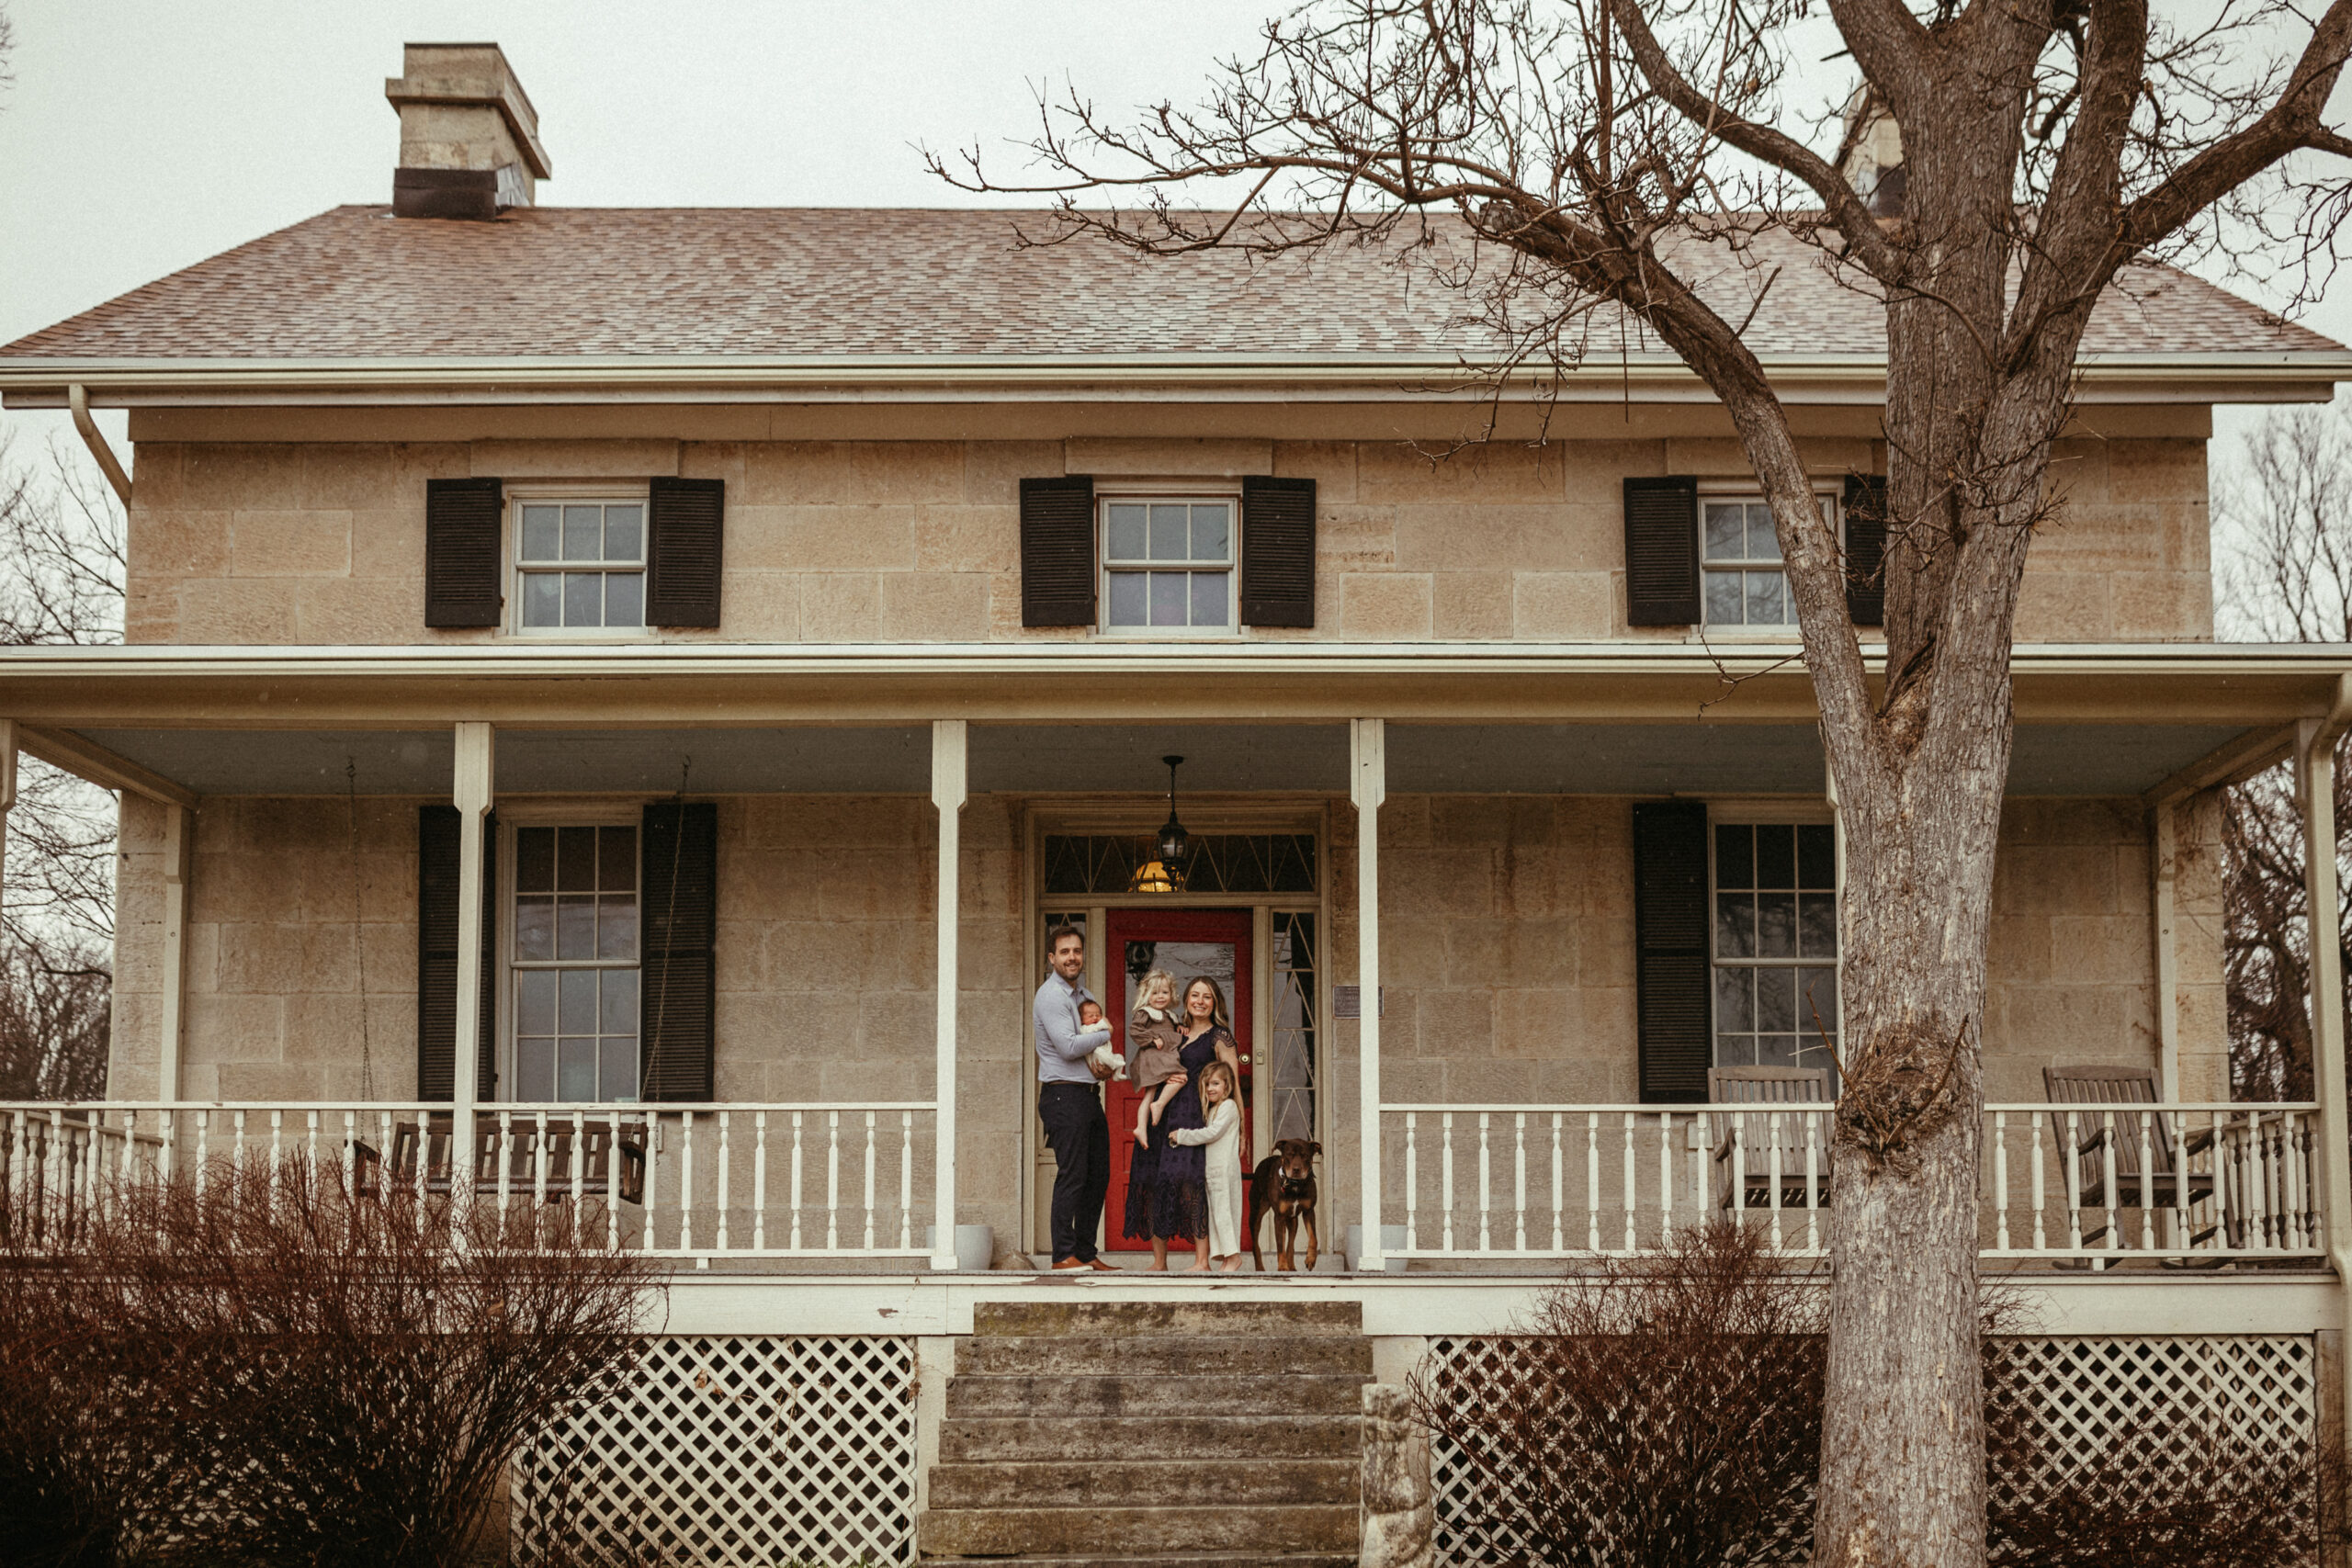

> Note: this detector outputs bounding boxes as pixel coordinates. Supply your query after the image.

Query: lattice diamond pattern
[1428,1336,2317,1567]
[512,1336,917,1566]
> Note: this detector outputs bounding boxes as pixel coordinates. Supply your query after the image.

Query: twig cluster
[0,1156,662,1568]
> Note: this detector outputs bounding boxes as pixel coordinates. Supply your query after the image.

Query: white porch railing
[0,1101,939,1261]
[1378,1101,2325,1262]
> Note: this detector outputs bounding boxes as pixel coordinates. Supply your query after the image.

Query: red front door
[1102,908,1253,1251]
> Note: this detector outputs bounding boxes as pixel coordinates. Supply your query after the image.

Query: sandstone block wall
[120,434,2211,645]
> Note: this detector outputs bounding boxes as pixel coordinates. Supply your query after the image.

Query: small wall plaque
[1333,985,1384,1020]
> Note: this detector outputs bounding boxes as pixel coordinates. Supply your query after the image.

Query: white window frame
[497,800,649,1104]
[1706,804,1842,1077]
[504,483,653,640]
[1696,480,1845,638]
[1096,481,1243,639]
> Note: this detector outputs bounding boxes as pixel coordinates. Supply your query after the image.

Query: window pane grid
[1701,496,1831,628]
[516,501,646,629]
[1104,499,1235,630]
[1712,822,1839,1075]
[514,824,640,1103]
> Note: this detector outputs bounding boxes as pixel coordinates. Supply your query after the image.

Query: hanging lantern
[1128,754,1189,893]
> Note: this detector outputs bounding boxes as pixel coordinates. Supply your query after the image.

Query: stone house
[2,40,2349,1565]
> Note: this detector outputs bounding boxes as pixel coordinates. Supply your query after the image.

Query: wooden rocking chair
[2041,1066,2217,1249]
[370,1115,646,1205]
[1709,1066,1834,1211]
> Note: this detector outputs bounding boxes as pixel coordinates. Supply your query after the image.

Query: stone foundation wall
[120,434,2211,645]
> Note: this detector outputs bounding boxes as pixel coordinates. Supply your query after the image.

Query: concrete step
[944,1372,1370,1419]
[957,1334,1372,1379]
[919,1502,1361,1559]
[922,1554,1356,1568]
[972,1301,1363,1339]
[928,1457,1360,1512]
[937,1412,1363,1463]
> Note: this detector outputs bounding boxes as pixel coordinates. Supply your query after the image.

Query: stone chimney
[385,43,551,220]
[1838,87,1904,217]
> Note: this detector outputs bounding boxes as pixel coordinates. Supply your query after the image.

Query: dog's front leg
[1301,1208,1319,1272]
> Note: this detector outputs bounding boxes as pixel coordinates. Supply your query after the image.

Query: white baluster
[1403,1112,1418,1255]
[899,1110,913,1252]
[1767,1110,1784,1251]
[1729,1111,1747,1230]
[1476,1112,1490,1254]
[826,1110,841,1253]
[2063,1111,2084,1251]
[2101,1110,2120,1255]
[752,1111,768,1253]
[862,1110,877,1255]
[1657,1112,1674,1246]
[715,1111,731,1254]
[1513,1112,1526,1254]
[159,1108,175,1186]
[678,1111,695,1255]
[639,1111,659,1255]
[1586,1111,1600,1252]
[496,1110,514,1224]
[195,1109,210,1202]
[1621,1113,1637,1254]
[604,1111,620,1252]
[1804,1110,1820,1252]
[1440,1112,1455,1255]
[790,1111,805,1252]
[1551,1113,1565,1253]
[1993,1111,2009,1251]
[2030,1111,2047,1252]
[2135,1111,2155,1251]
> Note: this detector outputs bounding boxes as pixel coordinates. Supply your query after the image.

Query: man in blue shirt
[1034,920,1116,1269]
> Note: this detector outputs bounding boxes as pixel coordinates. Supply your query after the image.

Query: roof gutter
[67,384,132,506]
[6,350,2348,409]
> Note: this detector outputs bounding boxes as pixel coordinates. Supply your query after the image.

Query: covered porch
[0,641,2344,1276]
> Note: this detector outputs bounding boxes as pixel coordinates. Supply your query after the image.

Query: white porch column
[2150,799,2182,1100]
[0,719,15,947]
[452,723,495,1168]
[930,719,967,1270]
[157,804,191,1103]
[1352,718,1386,1271]
[2297,701,2352,1438]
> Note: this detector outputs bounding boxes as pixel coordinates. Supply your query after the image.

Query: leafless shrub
[1410,1223,1826,1567]
[0,936,110,1100]
[0,1155,662,1568]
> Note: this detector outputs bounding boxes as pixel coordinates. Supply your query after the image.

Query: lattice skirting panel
[511,1336,918,1566]
[1429,1334,2320,1567]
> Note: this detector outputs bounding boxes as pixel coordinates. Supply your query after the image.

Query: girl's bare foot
[1145,1260,1170,1271]
[1217,1258,1242,1272]
[1180,1261,1211,1271]
[1135,1126,1149,1149]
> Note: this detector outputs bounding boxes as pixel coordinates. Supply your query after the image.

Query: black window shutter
[1844,474,1889,627]
[416,805,498,1101]
[1634,800,1713,1104]
[425,477,503,628]
[646,477,726,628]
[1020,475,1095,627]
[1240,475,1317,627]
[1623,476,1702,626]
[640,802,718,1102]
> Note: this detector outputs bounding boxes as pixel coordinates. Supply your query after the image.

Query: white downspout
[67,385,132,508]
[2295,671,2352,1444]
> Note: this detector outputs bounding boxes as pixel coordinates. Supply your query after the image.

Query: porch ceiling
[67,719,2254,799]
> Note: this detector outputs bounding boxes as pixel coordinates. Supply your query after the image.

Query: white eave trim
[0,639,2346,682]
[2,349,2346,408]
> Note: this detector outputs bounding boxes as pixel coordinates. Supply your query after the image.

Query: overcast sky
[1,0,2345,469]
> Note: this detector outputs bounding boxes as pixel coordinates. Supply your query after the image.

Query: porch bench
[353,1115,646,1205]
[1709,1066,1834,1212]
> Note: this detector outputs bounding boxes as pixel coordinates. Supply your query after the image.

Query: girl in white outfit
[1172,1059,1244,1271]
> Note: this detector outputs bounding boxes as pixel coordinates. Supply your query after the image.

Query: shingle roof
[2,204,2337,362]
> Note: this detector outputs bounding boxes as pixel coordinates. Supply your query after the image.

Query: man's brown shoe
[1087,1258,1117,1271]
[1051,1258,1089,1270]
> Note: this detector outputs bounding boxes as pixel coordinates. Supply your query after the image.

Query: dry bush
[1410,1223,1825,1568]
[0,1155,662,1568]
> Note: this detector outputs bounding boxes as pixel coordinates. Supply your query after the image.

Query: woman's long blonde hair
[1135,969,1177,1013]
[1182,975,1232,1032]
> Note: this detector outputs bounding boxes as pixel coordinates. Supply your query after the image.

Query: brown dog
[1249,1139,1322,1271]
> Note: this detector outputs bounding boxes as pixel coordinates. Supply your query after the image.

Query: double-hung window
[511,824,640,1102]
[1712,821,1839,1075]
[1700,491,1841,630]
[1102,496,1235,633]
[514,497,646,632]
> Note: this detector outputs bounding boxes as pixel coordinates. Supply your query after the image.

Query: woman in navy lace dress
[1123,975,1242,1270]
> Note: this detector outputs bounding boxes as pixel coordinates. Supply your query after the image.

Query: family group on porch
[1033,923,1248,1271]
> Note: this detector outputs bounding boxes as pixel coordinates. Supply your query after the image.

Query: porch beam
[931,719,967,1271]
[451,722,494,1174]
[2295,680,2352,1443]
[17,723,197,809]
[1352,718,1385,1272]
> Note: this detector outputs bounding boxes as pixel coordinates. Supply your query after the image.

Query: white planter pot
[925,1224,996,1271]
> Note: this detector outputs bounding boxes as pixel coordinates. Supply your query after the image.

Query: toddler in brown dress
[1126,970,1185,1149]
